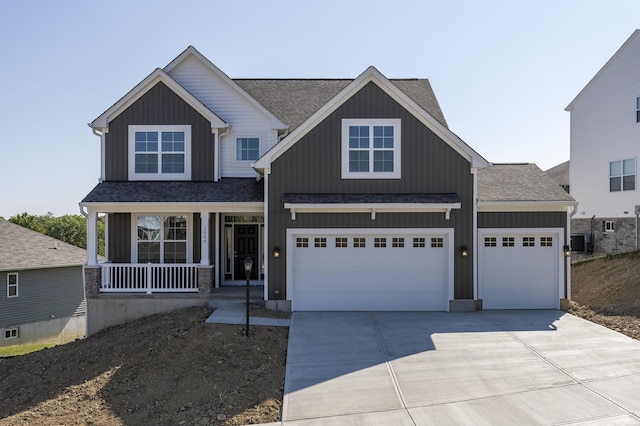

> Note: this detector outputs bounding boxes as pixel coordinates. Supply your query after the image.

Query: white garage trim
[478,228,564,309]
[286,228,455,311]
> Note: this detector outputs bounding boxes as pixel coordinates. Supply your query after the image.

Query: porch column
[214,212,220,288]
[86,209,99,266]
[200,212,210,266]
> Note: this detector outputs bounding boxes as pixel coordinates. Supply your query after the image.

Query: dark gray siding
[268,82,474,300]
[478,212,567,229]
[108,213,131,263]
[0,266,85,328]
[105,82,214,181]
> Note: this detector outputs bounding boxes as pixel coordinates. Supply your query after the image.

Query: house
[81,47,576,333]
[567,29,640,254]
[546,161,570,194]
[0,219,86,347]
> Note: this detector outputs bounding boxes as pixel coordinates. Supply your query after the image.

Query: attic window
[128,125,191,181]
[342,119,401,179]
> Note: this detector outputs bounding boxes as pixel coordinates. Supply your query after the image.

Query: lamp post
[243,256,253,337]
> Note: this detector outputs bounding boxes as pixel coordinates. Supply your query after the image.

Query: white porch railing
[101,264,199,294]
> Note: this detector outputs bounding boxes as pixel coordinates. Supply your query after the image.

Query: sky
[0,0,639,218]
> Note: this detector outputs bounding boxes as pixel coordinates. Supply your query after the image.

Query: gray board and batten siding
[478,212,568,229]
[104,82,215,181]
[1,266,85,328]
[268,82,475,300]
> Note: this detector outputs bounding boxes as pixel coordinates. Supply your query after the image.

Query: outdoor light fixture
[563,245,571,257]
[244,256,253,337]
[460,246,469,257]
[273,247,280,258]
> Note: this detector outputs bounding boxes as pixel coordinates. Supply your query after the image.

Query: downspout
[215,126,231,182]
[90,126,105,182]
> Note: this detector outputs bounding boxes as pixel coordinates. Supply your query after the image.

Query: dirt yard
[1,253,639,425]
[570,251,640,340]
[0,307,288,426]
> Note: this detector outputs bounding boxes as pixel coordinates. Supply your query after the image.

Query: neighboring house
[567,29,640,255]
[81,46,576,333]
[546,161,570,194]
[0,219,86,347]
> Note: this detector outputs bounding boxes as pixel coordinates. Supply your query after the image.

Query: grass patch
[0,343,53,357]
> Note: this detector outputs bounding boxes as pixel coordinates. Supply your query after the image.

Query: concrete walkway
[281,311,640,425]
[205,300,290,327]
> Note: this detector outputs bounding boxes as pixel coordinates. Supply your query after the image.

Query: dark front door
[234,224,259,280]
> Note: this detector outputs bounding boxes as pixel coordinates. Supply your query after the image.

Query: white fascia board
[565,29,640,111]
[284,202,461,212]
[254,66,489,171]
[79,202,264,214]
[477,201,578,212]
[164,46,288,130]
[90,68,228,130]
[0,263,85,272]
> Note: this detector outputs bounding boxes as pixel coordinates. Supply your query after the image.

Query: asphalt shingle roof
[0,219,87,270]
[545,161,570,188]
[82,179,264,203]
[477,164,575,203]
[284,193,460,204]
[234,78,448,131]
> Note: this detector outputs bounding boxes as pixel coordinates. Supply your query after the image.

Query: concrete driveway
[281,311,640,425]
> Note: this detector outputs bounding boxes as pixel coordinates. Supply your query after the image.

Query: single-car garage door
[479,228,563,309]
[288,229,453,311]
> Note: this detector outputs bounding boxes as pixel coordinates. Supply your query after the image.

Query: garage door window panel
[392,237,405,248]
[502,237,514,247]
[523,237,535,247]
[484,237,497,247]
[314,238,327,248]
[296,237,309,248]
[374,237,387,248]
[335,237,348,248]
[541,237,553,247]
[431,237,444,248]
[354,237,366,248]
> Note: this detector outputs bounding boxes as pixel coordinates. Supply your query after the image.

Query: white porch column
[214,212,220,288]
[200,212,210,266]
[86,209,99,266]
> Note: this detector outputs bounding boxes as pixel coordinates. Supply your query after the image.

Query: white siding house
[567,29,640,254]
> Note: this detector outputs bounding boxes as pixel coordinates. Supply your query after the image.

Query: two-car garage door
[288,229,453,311]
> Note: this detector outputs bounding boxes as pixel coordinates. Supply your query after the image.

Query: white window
[603,220,615,233]
[7,273,17,298]
[610,159,635,192]
[296,237,309,248]
[135,215,191,263]
[128,125,191,180]
[236,137,260,161]
[342,119,401,179]
[4,328,18,339]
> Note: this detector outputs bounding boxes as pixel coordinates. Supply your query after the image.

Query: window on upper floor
[341,119,401,179]
[7,273,17,298]
[128,125,191,180]
[236,137,260,161]
[609,158,635,192]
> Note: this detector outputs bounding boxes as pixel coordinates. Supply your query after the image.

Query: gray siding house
[81,47,576,333]
[0,219,86,346]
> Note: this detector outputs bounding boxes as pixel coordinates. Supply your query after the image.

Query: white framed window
[353,237,366,248]
[296,237,309,248]
[7,273,17,298]
[128,125,191,180]
[335,237,348,248]
[236,137,260,161]
[413,237,426,248]
[392,237,404,248]
[541,237,553,247]
[609,159,635,192]
[374,237,387,248]
[603,220,615,233]
[314,237,327,248]
[4,328,18,340]
[342,118,401,179]
[134,215,192,263]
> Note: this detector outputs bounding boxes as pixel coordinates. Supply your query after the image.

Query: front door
[234,224,259,280]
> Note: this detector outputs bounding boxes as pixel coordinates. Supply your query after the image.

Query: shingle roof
[0,219,87,270]
[82,179,263,203]
[477,163,575,203]
[284,193,460,204]
[545,161,570,188]
[234,78,447,131]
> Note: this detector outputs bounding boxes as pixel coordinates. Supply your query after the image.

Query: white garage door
[479,229,563,309]
[288,229,453,311]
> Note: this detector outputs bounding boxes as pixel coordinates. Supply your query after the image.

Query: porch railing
[101,264,199,294]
